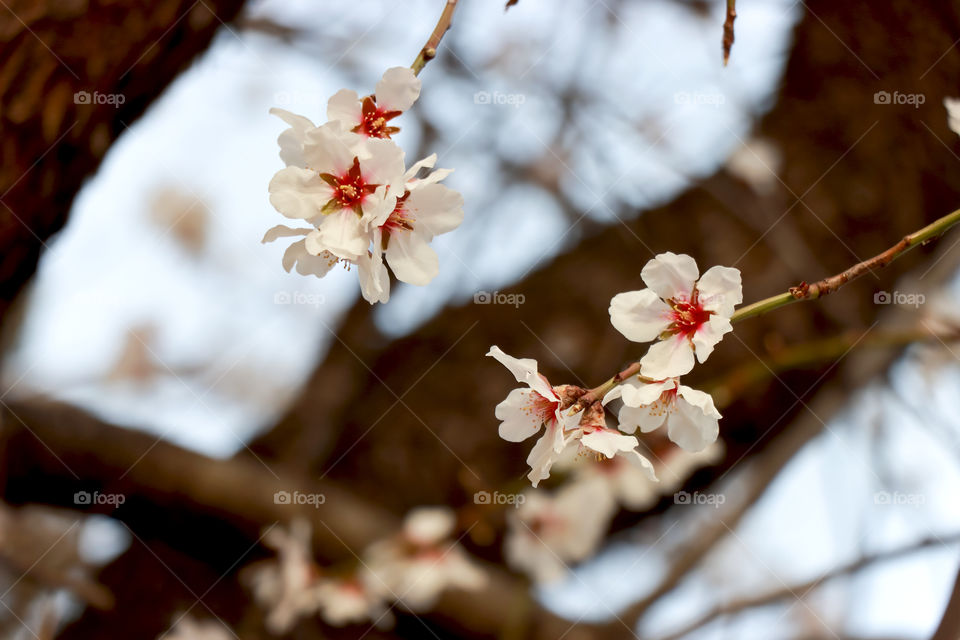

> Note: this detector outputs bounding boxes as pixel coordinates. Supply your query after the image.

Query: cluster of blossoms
[488,252,741,487]
[264,67,464,304]
[243,508,485,633]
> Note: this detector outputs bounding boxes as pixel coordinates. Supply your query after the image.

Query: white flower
[366,154,464,287]
[315,571,391,628]
[946,97,960,138]
[328,67,421,139]
[604,377,721,452]
[504,479,616,583]
[365,507,486,612]
[609,252,742,379]
[262,224,339,278]
[160,616,233,640]
[269,121,404,261]
[246,519,321,634]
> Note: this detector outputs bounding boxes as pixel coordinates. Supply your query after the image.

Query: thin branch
[932,563,960,640]
[411,0,459,76]
[730,207,960,323]
[722,0,736,66]
[655,532,960,640]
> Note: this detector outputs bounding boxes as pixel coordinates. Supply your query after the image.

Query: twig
[730,207,960,323]
[722,0,736,66]
[656,532,960,640]
[932,564,960,640]
[411,0,459,76]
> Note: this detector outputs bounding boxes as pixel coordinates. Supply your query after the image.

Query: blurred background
[1,0,960,638]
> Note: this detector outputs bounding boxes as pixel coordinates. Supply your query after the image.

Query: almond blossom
[504,479,616,583]
[160,617,233,640]
[269,121,404,261]
[488,346,657,486]
[314,571,391,628]
[604,376,721,452]
[327,67,421,139]
[609,252,742,379]
[365,507,486,611]
[246,519,321,634]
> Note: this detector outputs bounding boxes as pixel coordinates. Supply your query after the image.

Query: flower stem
[729,207,960,324]
[411,0,459,76]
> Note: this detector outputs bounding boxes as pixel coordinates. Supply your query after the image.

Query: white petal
[620,449,658,482]
[302,122,356,174]
[327,88,362,127]
[403,154,437,181]
[697,265,742,316]
[677,385,722,419]
[580,429,639,459]
[640,335,695,379]
[404,507,455,544]
[691,314,733,364]
[270,108,316,168]
[495,388,546,442]
[362,186,397,228]
[359,138,406,186]
[385,230,438,286]
[526,423,564,487]
[262,224,310,243]
[283,239,338,277]
[357,235,390,304]
[406,183,464,239]
[617,378,676,408]
[486,346,556,400]
[375,66,422,112]
[313,212,368,261]
[268,166,333,220]
[641,252,699,301]
[608,290,673,343]
[667,391,720,451]
[618,400,669,434]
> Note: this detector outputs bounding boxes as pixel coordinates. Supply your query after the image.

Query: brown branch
[723,0,737,66]
[411,1,459,76]
[932,563,960,640]
[656,533,960,640]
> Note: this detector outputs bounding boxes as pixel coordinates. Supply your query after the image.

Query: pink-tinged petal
[302,122,357,175]
[495,388,546,442]
[609,290,673,342]
[580,429,639,459]
[362,186,397,228]
[312,212,368,261]
[327,89,363,127]
[641,252,699,301]
[375,67,422,112]
[618,399,669,434]
[697,265,742,316]
[691,314,733,364]
[262,224,310,243]
[268,167,333,220]
[282,239,338,278]
[385,230,439,286]
[667,389,720,452]
[640,335,695,379]
[620,449,658,482]
[405,184,464,239]
[486,346,557,401]
[360,138,406,185]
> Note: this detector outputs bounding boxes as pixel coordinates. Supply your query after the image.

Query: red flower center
[379,192,414,235]
[670,292,712,337]
[319,157,378,216]
[354,96,403,139]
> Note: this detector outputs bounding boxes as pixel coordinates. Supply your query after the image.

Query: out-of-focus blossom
[365,507,486,611]
[159,616,233,640]
[945,97,960,138]
[609,252,742,379]
[725,137,782,195]
[315,570,391,628]
[504,479,616,583]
